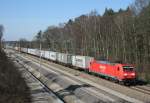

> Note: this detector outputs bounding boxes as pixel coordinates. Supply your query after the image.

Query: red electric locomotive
[89,60,136,84]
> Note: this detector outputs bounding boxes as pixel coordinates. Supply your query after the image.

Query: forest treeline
[18,0,150,81]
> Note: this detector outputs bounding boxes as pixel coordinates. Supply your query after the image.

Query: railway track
[9,54,64,103]
[131,86,150,95]
[8,49,150,103]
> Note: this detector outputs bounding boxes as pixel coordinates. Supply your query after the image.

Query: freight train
[14,47,136,85]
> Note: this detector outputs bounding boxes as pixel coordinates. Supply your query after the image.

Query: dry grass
[0,50,31,103]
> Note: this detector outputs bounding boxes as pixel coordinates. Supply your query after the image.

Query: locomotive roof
[96,60,116,65]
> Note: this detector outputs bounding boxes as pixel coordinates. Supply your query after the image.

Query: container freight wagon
[57,53,72,65]
[89,60,136,82]
[72,55,94,70]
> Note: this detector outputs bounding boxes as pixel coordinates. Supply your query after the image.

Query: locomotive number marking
[99,65,106,70]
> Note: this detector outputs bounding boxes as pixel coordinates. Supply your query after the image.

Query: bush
[0,50,31,103]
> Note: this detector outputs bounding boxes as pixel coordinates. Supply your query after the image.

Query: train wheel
[119,81,125,85]
[131,79,136,86]
[114,79,119,83]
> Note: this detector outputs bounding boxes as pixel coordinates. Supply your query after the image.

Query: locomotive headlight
[124,73,128,76]
[131,73,135,76]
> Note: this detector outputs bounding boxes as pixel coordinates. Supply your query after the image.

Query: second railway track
[131,86,150,95]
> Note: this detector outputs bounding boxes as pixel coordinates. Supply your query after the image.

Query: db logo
[99,65,106,70]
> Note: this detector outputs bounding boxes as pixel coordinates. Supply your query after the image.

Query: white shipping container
[40,50,45,58]
[27,48,32,54]
[44,50,50,59]
[33,49,37,55]
[14,47,19,51]
[49,51,57,61]
[35,49,40,56]
[59,53,72,64]
[21,48,28,53]
[57,52,62,62]
[27,48,31,54]
[72,55,94,69]
[28,48,36,55]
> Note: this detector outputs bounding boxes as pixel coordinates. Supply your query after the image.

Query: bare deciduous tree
[28,1,150,81]
[0,25,4,49]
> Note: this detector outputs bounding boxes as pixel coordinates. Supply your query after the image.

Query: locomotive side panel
[90,61,118,79]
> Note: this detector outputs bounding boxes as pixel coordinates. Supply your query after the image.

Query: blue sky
[0,0,134,41]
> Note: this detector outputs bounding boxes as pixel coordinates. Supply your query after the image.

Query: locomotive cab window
[123,66,134,71]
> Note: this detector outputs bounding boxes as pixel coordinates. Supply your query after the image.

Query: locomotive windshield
[123,66,134,71]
